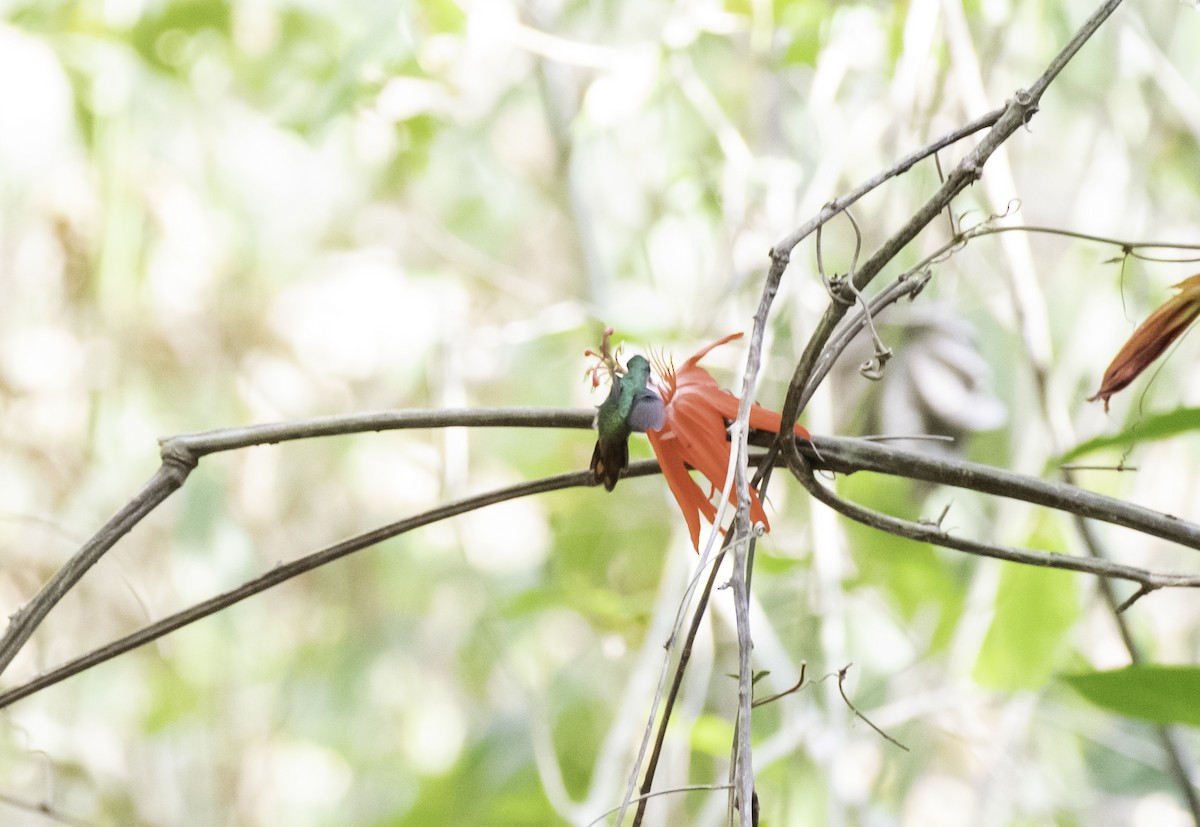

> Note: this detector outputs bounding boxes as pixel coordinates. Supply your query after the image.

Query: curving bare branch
[787,441,1200,598]
[773,0,1130,456]
[0,408,594,680]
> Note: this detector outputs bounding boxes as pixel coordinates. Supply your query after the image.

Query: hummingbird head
[624,355,665,432]
[625,354,651,379]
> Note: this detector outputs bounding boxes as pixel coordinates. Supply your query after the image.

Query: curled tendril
[860,346,893,380]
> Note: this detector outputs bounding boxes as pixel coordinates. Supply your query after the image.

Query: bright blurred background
[1,0,1199,825]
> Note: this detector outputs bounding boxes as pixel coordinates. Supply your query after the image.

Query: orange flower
[1089,274,1200,411]
[646,333,811,550]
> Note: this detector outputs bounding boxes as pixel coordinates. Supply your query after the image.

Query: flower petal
[1090,274,1200,411]
[647,332,809,549]
[648,428,707,547]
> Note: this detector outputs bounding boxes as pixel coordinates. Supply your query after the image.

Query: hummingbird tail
[590,440,629,492]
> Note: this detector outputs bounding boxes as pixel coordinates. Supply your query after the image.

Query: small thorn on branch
[1116,584,1156,614]
[919,502,953,531]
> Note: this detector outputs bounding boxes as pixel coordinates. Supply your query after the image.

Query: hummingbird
[590,354,665,491]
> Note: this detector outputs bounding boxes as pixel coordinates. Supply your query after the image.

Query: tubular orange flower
[646,332,811,550]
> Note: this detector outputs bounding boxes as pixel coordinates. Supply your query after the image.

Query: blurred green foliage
[973,526,1079,691]
[1065,666,1200,728]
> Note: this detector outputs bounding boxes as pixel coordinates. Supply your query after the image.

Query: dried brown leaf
[1089,274,1200,411]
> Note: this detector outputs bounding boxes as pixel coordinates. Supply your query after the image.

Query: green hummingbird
[590,354,665,491]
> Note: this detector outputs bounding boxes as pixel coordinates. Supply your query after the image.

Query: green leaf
[1058,407,1200,464]
[1062,665,1200,726]
[973,519,1078,690]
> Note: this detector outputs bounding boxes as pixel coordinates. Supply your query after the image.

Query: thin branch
[752,662,807,708]
[0,463,190,679]
[0,408,595,681]
[714,95,968,814]
[750,109,1004,463]
[751,271,932,488]
[620,424,749,824]
[1069,500,1200,822]
[788,211,1200,431]
[0,791,97,827]
[8,414,1200,712]
[836,665,909,752]
[1024,0,1126,101]
[803,436,1200,552]
[631,544,731,827]
[725,196,791,827]
[745,109,1008,468]
[0,464,629,711]
[807,269,931,395]
[1124,253,1200,264]
[776,0,1128,458]
[167,407,594,456]
[785,441,1200,593]
[1157,723,1200,826]
[727,520,756,827]
[1116,585,1153,613]
[635,431,1200,820]
[977,224,1200,253]
[589,784,733,827]
[770,109,1004,257]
